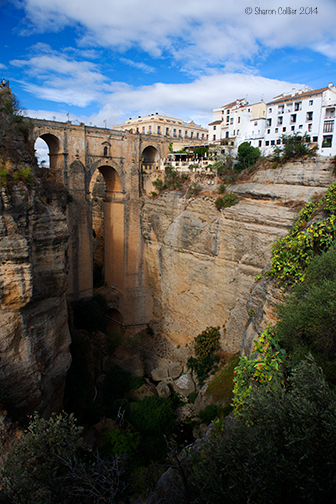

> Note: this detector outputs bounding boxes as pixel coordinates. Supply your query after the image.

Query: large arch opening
[141,146,160,171]
[34,133,60,169]
[89,165,124,294]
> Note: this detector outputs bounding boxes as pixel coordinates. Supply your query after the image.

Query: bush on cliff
[1,412,127,504]
[187,357,336,504]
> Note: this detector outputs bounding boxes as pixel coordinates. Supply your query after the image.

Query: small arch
[97,165,122,193]
[34,133,60,170]
[141,145,160,171]
[103,146,108,156]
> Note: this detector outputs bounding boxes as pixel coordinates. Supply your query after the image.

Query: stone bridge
[30,118,172,329]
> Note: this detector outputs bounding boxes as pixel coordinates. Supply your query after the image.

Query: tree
[188,357,336,504]
[236,142,260,170]
[1,412,126,504]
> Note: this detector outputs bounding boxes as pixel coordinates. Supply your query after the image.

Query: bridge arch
[34,132,61,170]
[89,164,125,294]
[141,145,160,171]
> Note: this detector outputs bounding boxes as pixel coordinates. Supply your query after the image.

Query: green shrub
[129,396,176,436]
[218,183,226,194]
[12,166,34,184]
[189,357,336,504]
[188,327,221,384]
[188,391,198,404]
[215,192,238,210]
[102,428,141,457]
[237,142,260,169]
[276,244,336,373]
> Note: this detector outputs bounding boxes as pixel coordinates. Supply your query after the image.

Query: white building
[208,99,266,155]
[263,83,336,156]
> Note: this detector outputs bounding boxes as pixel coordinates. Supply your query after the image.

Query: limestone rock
[172,373,195,396]
[156,381,171,398]
[0,187,71,417]
[151,366,169,382]
[142,158,334,353]
[167,362,182,379]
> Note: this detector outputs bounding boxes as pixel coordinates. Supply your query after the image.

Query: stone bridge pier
[30,119,171,329]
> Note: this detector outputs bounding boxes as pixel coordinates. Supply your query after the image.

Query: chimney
[329,82,333,88]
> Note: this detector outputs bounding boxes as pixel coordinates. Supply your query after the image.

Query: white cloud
[120,58,155,74]
[19,0,336,69]
[10,46,108,106]
[89,73,304,128]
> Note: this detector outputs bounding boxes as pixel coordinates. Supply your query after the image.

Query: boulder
[168,362,182,379]
[172,373,195,396]
[151,366,169,382]
[156,381,171,398]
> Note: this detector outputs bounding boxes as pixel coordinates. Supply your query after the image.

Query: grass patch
[206,355,240,404]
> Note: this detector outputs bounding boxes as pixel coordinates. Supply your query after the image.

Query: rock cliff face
[142,157,335,354]
[0,183,70,417]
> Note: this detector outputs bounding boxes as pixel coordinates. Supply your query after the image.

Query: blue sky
[1,0,336,132]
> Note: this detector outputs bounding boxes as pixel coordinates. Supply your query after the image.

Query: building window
[226,131,229,138]
[149,125,151,133]
[233,130,235,136]
[136,127,139,133]
[295,102,302,111]
[277,139,281,145]
[267,129,270,134]
[185,131,188,137]
[299,124,303,129]
[275,128,278,133]
[286,103,293,112]
[322,135,333,148]
[307,111,313,121]
[324,120,334,133]
[291,125,295,131]
[308,123,312,132]
[214,125,217,130]
[191,132,193,138]
[254,121,257,126]
[157,125,161,134]
[226,117,229,123]
[142,126,145,133]
[259,140,262,147]
[166,127,169,135]
[230,118,233,124]
[196,132,199,139]
[313,136,318,142]
[227,109,230,114]
[309,100,313,106]
[103,146,108,156]
[268,108,272,113]
[238,117,241,123]
[237,129,240,135]
[271,140,275,146]
[173,129,176,137]
[213,134,216,140]
[201,133,204,139]
[290,114,297,123]
[278,105,284,113]
[283,127,286,132]
[248,108,251,112]
[179,129,182,137]
[278,116,283,125]
[266,119,272,127]
[265,140,270,146]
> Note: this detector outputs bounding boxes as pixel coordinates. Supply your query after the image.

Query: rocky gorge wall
[0,183,71,418]
[142,157,335,356]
